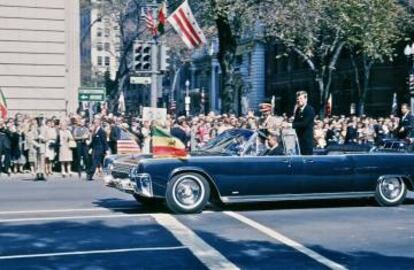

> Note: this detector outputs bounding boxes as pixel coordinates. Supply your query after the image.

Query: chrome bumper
[104,173,153,198]
[105,176,136,194]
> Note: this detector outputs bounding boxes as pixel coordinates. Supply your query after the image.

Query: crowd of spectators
[0,105,413,177]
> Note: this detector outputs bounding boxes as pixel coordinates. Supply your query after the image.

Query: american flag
[117,128,141,155]
[144,8,158,36]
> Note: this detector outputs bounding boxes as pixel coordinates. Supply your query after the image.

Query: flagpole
[149,0,159,108]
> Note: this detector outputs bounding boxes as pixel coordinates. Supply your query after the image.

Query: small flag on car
[152,126,188,158]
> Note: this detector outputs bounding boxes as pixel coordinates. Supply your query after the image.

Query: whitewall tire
[166,173,210,214]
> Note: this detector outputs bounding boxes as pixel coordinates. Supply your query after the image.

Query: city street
[0,176,413,269]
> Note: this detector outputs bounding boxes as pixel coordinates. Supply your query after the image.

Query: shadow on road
[92,198,167,214]
[92,196,414,215]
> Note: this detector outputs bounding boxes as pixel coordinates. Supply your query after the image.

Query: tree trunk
[211,0,237,114]
[358,56,374,115]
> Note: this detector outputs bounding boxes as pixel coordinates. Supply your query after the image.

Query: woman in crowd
[58,122,75,177]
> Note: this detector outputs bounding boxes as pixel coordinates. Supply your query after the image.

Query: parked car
[104,129,414,214]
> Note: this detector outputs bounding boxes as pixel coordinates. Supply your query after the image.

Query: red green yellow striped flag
[0,88,7,120]
[152,126,187,158]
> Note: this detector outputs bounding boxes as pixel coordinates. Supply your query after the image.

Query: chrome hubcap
[175,178,202,207]
[380,178,402,201]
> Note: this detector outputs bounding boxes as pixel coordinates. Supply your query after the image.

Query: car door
[291,154,355,194]
[211,156,297,197]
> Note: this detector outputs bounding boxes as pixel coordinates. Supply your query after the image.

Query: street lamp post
[403,43,414,115]
[185,80,191,116]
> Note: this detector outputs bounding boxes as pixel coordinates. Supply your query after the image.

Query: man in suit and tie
[397,103,414,139]
[263,132,285,156]
[87,119,108,180]
[291,91,316,155]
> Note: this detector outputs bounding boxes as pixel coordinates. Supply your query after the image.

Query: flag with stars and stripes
[167,0,206,50]
[117,127,141,155]
[144,8,158,36]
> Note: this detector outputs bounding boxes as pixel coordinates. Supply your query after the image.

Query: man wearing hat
[259,101,283,136]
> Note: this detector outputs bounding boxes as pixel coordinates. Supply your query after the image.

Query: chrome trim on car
[220,192,375,204]
[130,173,153,198]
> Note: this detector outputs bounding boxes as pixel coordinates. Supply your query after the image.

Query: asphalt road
[0,175,413,270]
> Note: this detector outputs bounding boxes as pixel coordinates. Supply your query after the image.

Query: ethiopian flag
[0,88,7,120]
[152,126,187,158]
[157,1,167,35]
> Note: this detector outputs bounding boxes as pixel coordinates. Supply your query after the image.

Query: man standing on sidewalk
[0,118,11,176]
[87,119,108,181]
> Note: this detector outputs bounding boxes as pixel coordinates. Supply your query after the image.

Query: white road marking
[0,213,151,223]
[224,211,348,270]
[152,214,239,270]
[0,246,186,260]
[0,207,138,215]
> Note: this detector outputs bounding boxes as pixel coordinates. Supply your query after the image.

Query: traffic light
[160,45,170,72]
[133,41,152,72]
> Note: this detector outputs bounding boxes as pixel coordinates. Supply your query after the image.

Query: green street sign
[78,87,106,102]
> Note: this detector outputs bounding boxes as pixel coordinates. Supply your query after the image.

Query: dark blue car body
[105,129,414,212]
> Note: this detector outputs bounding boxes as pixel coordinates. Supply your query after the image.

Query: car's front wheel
[375,177,407,206]
[166,173,210,214]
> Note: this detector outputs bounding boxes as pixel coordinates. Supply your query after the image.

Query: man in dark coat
[263,132,284,156]
[397,103,414,139]
[0,119,11,175]
[87,119,108,180]
[170,116,189,146]
[109,118,121,154]
[292,91,316,155]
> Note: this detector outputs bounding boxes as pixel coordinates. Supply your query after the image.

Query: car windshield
[195,129,254,155]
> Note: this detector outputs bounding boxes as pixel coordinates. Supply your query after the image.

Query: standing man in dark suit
[397,103,414,139]
[87,119,108,180]
[291,91,316,155]
[0,118,11,175]
[171,116,189,146]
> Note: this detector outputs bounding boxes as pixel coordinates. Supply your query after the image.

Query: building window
[97,56,103,66]
[97,13,102,22]
[105,56,110,66]
[104,28,110,37]
[97,31,102,37]
[96,42,103,51]
[104,42,110,51]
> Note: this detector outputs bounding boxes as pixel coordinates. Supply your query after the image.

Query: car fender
[169,167,223,198]
[377,174,414,191]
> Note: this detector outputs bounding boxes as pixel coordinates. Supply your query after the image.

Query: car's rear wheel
[375,177,407,206]
[166,173,210,214]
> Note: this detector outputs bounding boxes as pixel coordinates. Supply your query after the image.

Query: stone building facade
[0,0,80,116]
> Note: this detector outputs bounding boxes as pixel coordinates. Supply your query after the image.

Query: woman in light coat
[59,122,74,177]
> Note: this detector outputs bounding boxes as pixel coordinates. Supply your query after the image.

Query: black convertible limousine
[104,129,414,214]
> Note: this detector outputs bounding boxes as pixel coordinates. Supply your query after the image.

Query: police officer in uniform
[73,118,90,177]
[33,116,47,180]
